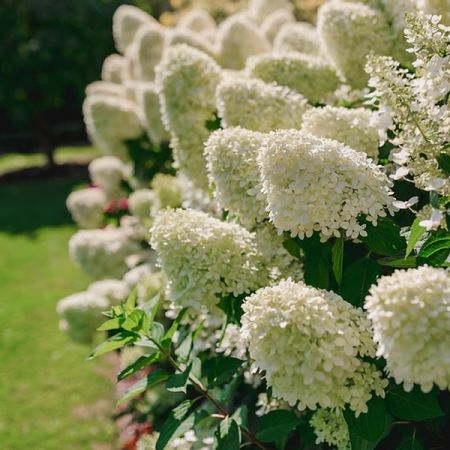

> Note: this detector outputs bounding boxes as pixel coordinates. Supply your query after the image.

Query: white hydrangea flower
[241,279,387,415]
[380,0,419,61]
[66,188,107,229]
[128,189,155,220]
[87,279,131,306]
[418,0,450,25]
[217,77,308,132]
[247,52,341,104]
[88,156,127,196]
[301,106,380,160]
[216,15,271,70]
[168,28,216,58]
[123,263,155,289]
[69,228,141,280]
[155,44,222,189]
[150,208,268,313]
[112,4,155,53]
[136,82,170,145]
[177,173,217,214]
[101,54,130,84]
[365,266,450,393]
[127,22,166,81]
[253,223,304,283]
[317,1,394,88]
[216,324,248,360]
[310,409,351,450]
[261,8,295,43]
[85,81,125,98]
[83,95,144,160]
[177,8,217,33]
[150,173,183,214]
[204,127,268,225]
[258,130,395,241]
[57,292,110,344]
[273,22,321,56]
[247,0,293,24]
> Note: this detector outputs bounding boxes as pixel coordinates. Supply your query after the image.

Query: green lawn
[0,150,117,449]
[0,145,102,175]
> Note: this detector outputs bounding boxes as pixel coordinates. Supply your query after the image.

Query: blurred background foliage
[0,0,171,165]
[0,0,324,166]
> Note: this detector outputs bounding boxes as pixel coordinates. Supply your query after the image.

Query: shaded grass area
[0,145,102,176]
[0,164,117,449]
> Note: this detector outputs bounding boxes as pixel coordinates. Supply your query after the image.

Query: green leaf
[405,218,427,258]
[117,368,169,406]
[166,363,192,393]
[377,255,417,268]
[298,234,331,289]
[417,231,450,267]
[348,432,378,450]
[257,409,302,443]
[204,356,243,388]
[215,418,240,450]
[117,352,161,381]
[217,293,245,325]
[397,436,424,450]
[175,332,193,364]
[436,152,450,175]
[386,384,444,421]
[361,218,406,256]
[124,289,137,313]
[97,317,121,331]
[150,321,165,343]
[340,258,381,307]
[164,307,188,341]
[332,236,344,284]
[156,403,195,450]
[344,395,391,442]
[88,330,138,359]
[231,405,248,428]
[121,309,150,334]
[282,237,302,259]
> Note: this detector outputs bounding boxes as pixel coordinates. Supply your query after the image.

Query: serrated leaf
[215,418,240,450]
[386,384,444,421]
[117,368,169,406]
[166,363,192,393]
[340,258,381,307]
[88,330,138,359]
[405,218,427,258]
[417,231,450,267]
[332,236,344,284]
[397,436,424,450]
[344,395,390,442]
[117,352,161,381]
[204,356,243,388]
[257,410,302,442]
[156,405,195,450]
[361,218,406,256]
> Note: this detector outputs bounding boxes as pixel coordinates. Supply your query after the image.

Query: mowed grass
[0,150,117,449]
[0,145,102,175]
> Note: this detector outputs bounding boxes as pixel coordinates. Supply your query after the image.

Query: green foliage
[256,410,302,443]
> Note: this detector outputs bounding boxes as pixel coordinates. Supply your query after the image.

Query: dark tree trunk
[36,114,55,168]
